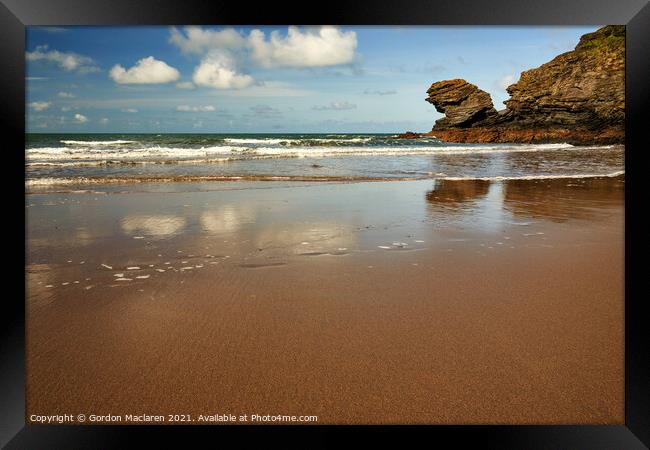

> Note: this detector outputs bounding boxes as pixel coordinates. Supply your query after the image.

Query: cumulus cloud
[109,56,180,84]
[176,105,216,112]
[26,45,98,73]
[167,26,358,91]
[249,26,357,68]
[74,113,88,123]
[176,81,196,90]
[99,117,109,124]
[192,51,254,89]
[28,101,52,111]
[498,74,517,90]
[312,101,356,111]
[121,108,138,113]
[58,91,76,98]
[169,26,248,54]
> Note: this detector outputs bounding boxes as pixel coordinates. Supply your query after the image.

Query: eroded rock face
[504,25,624,129]
[425,79,497,128]
[412,26,625,144]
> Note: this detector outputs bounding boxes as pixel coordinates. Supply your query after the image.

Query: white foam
[26,145,239,162]
[225,138,296,144]
[224,137,372,145]
[26,142,607,165]
[61,140,136,146]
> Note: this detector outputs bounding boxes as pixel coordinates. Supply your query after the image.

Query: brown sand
[25,178,624,424]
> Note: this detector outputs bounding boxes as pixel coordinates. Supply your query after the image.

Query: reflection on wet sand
[254,222,356,256]
[426,176,624,224]
[426,179,490,204]
[121,214,187,237]
[200,204,257,234]
[503,175,624,222]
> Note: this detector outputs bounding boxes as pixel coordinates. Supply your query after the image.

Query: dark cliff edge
[399,25,624,145]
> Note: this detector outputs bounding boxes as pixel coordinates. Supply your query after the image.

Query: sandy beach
[25,177,624,424]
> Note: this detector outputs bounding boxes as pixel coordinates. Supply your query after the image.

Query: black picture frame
[3,0,649,447]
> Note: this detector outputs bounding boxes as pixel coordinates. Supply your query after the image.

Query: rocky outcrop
[409,25,625,145]
[424,126,623,145]
[425,80,497,128]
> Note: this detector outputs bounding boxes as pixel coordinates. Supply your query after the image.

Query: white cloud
[498,74,517,90]
[192,51,254,90]
[167,26,358,92]
[249,26,357,68]
[248,104,282,118]
[176,81,196,90]
[28,101,52,111]
[169,26,247,54]
[363,89,397,96]
[121,108,138,113]
[312,101,356,111]
[58,91,76,98]
[99,117,109,124]
[109,56,180,84]
[74,113,88,123]
[176,105,216,112]
[26,45,99,73]
[216,81,313,97]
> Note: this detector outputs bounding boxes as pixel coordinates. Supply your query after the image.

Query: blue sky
[26,25,599,133]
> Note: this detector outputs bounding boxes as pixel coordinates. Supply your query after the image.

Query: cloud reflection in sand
[200,204,257,234]
[121,214,187,237]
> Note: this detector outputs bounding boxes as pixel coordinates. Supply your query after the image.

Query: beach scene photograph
[25,25,624,424]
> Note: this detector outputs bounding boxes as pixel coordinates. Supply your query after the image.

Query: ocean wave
[247,143,581,157]
[26,154,295,167]
[224,137,374,146]
[60,140,137,146]
[26,174,414,187]
[25,142,618,166]
[26,145,238,161]
[224,138,296,145]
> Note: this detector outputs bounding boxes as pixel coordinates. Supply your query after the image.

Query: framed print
[2,0,649,447]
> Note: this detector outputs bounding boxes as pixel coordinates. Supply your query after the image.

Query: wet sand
[26,177,624,424]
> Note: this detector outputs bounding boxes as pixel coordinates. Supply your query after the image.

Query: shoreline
[25,171,626,192]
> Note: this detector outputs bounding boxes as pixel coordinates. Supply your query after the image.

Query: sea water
[25,133,624,188]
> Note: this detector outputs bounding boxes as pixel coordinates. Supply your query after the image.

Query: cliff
[402,25,625,145]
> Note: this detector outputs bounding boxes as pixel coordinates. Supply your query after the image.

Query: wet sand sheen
[26,178,624,424]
